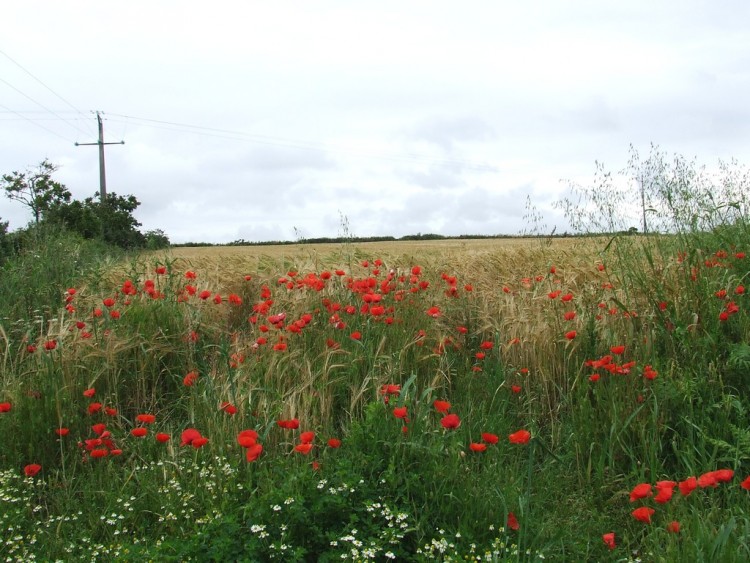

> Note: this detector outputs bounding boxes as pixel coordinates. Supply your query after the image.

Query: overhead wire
[0,101,75,143]
[105,113,499,173]
[0,47,97,137]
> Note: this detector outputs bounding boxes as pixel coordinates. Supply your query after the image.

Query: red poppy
[88,402,102,415]
[135,414,156,424]
[220,402,237,415]
[481,432,499,445]
[183,371,199,386]
[440,413,461,430]
[83,388,96,398]
[509,430,531,444]
[469,442,487,452]
[667,521,680,534]
[610,345,625,355]
[192,437,209,448]
[479,341,494,350]
[300,431,315,444]
[426,306,441,318]
[433,400,451,413]
[327,438,342,448]
[511,385,522,394]
[350,331,362,341]
[0,402,10,413]
[180,428,202,446]
[24,464,42,477]
[277,418,300,430]
[741,476,750,490]
[246,443,263,462]
[629,483,653,502]
[393,406,408,419]
[294,443,313,455]
[90,449,108,459]
[507,512,519,531]
[156,433,171,443]
[602,532,615,550]
[91,423,107,435]
[55,427,70,437]
[44,340,57,351]
[565,330,577,340]
[563,311,576,321]
[631,507,655,523]
[589,373,600,382]
[237,429,259,448]
[131,427,148,438]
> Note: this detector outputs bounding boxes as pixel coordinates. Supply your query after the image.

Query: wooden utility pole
[75,111,124,199]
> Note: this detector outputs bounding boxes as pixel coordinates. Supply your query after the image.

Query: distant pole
[75,111,124,199]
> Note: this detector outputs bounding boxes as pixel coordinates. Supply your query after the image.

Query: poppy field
[2,231,750,561]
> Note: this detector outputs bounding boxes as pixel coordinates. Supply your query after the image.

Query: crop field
[2,233,750,561]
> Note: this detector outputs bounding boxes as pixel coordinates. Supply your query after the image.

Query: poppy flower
[509,430,531,444]
[563,311,576,321]
[192,437,209,448]
[24,464,42,477]
[237,429,259,448]
[83,388,96,398]
[350,331,362,341]
[220,402,237,415]
[135,414,156,424]
[602,532,616,550]
[610,345,625,355]
[629,483,653,502]
[183,371,199,386]
[631,507,655,523]
[479,341,494,350]
[91,423,107,435]
[131,427,148,438]
[511,385,522,394]
[667,521,680,533]
[300,431,315,444]
[440,413,461,430]
[55,427,70,437]
[469,442,487,452]
[0,402,10,413]
[426,306,441,318]
[327,438,342,448]
[565,330,577,340]
[88,402,102,415]
[740,476,750,490]
[393,406,408,419]
[507,512,519,531]
[44,340,57,351]
[246,443,263,462]
[294,443,313,455]
[433,400,451,413]
[277,418,300,430]
[180,428,202,446]
[155,433,171,443]
[481,432,499,445]
[90,449,108,459]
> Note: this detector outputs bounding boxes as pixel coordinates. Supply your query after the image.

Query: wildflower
[327,438,342,448]
[602,532,616,550]
[130,428,148,438]
[180,428,202,446]
[629,483,653,502]
[91,423,107,435]
[220,402,237,415]
[237,430,259,448]
[479,341,494,350]
[88,402,102,415]
[90,449,108,459]
[565,330,577,340]
[481,432,499,444]
[350,331,362,341]
[469,442,487,452]
[155,265,166,275]
[24,464,42,477]
[393,406,408,420]
[155,433,170,443]
[135,414,156,424]
[300,431,315,444]
[631,507,655,523]
[277,418,300,430]
[589,373,600,382]
[294,443,313,455]
[679,477,697,496]
[440,413,461,430]
[192,437,209,448]
[507,512,519,531]
[103,297,116,308]
[83,388,96,398]
[44,340,57,351]
[246,443,263,462]
[0,402,11,413]
[563,311,576,321]
[509,429,531,444]
[433,400,451,413]
[667,521,680,533]
[740,476,750,490]
[511,385,522,394]
[183,371,199,386]
[55,427,70,436]
[610,345,625,355]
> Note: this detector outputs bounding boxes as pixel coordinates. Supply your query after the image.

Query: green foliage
[1,160,71,224]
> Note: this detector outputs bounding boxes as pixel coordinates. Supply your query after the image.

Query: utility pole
[75,111,124,199]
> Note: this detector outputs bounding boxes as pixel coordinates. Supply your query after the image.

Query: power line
[0,101,74,143]
[0,47,96,136]
[105,113,499,173]
[0,76,92,138]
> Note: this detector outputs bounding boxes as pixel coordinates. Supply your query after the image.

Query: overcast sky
[2,1,749,243]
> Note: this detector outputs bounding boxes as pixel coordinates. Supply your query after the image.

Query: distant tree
[1,160,71,224]
[144,229,170,250]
